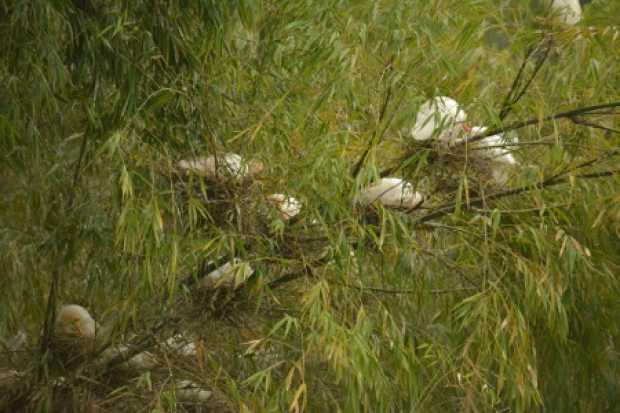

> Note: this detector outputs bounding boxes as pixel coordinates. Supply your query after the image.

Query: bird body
[177,153,263,179]
[359,178,423,209]
[199,259,254,290]
[99,345,158,370]
[467,126,519,185]
[410,96,468,143]
[54,305,97,341]
[550,0,582,25]
[468,126,518,165]
[267,193,302,220]
[175,380,212,402]
[162,334,197,357]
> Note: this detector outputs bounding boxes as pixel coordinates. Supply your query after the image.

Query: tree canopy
[1,0,619,411]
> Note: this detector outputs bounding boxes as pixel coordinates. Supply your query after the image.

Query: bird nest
[171,172,269,236]
[415,144,517,205]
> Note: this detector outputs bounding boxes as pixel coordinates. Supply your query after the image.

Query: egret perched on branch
[267,194,302,221]
[198,259,254,290]
[52,304,99,360]
[549,0,582,25]
[161,334,198,357]
[359,178,423,209]
[54,305,97,342]
[410,96,469,143]
[467,126,519,185]
[174,380,212,402]
[177,153,263,179]
[467,126,518,165]
[98,344,158,370]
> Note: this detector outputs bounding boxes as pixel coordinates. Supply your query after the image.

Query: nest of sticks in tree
[171,171,271,236]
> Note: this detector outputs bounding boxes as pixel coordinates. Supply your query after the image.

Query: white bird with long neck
[549,0,582,25]
[410,96,469,144]
[359,178,423,209]
[177,153,263,179]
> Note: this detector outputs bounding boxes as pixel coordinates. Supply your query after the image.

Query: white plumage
[54,305,97,340]
[162,334,197,357]
[267,193,302,220]
[177,153,263,178]
[550,0,582,25]
[467,126,519,185]
[410,96,468,143]
[359,178,423,208]
[199,259,254,290]
[99,344,158,370]
[175,380,212,402]
[467,126,518,165]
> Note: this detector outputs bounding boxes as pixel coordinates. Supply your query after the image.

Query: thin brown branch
[499,36,552,120]
[458,101,620,147]
[351,55,398,179]
[413,168,620,225]
[334,282,477,295]
[569,115,620,134]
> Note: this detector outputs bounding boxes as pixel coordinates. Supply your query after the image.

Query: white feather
[199,259,254,290]
[177,153,249,178]
[410,96,468,143]
[550,0,582,25]
[267,194,302,220]
[54,305,97,340]
[175,380,212,402]
[468,126,519,165]
[467,126,520,185]
[99,345,158,370]
[162,334,197,357]
[359,178,423,208]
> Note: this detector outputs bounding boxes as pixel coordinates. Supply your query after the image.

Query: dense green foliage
[1,0,619,411]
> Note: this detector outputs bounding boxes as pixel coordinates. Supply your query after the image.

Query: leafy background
[1,0,619,411]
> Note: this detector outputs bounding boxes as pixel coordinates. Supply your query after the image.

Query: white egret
[467,126,519,185]
[467,126,518,165]
[99,344,158,370]
[199,259,254,290]
[54,305,97,342]
[177,153,263,179]
[549,0,582,25]
[410,96,469,143]
[359,178,423,209]
[174,380,212,402]
[161,334,197,357]
[267,194,302,220]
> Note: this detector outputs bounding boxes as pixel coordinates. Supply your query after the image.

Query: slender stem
[413,168,620,224]
[457,101,620,147]
[499,36,552,120]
